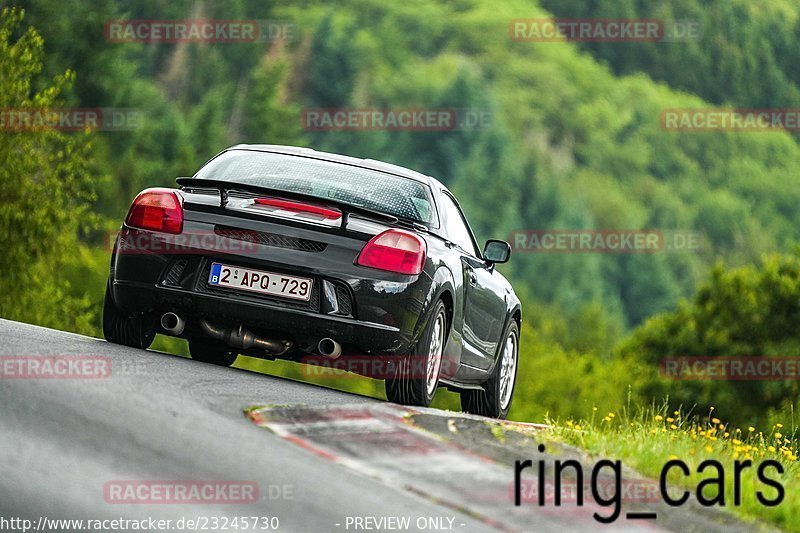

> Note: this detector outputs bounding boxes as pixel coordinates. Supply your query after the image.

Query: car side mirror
[483,240,511,264]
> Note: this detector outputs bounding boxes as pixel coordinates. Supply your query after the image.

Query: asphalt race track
[0,319,773,532]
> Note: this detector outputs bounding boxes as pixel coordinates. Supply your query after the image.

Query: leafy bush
[618,251,800,426]
[0,8,100,334]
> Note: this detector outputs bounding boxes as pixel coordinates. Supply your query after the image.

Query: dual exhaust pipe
[160,312,341,359]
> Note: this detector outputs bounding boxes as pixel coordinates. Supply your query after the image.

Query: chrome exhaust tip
[317,338,342,359]
[160,312,185,335]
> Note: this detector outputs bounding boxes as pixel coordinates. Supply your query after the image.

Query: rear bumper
[113,280,410,352]
[109,228,433,355]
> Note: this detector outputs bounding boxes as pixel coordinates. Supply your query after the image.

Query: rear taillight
[125,188,183,234]
[356,229,426,275]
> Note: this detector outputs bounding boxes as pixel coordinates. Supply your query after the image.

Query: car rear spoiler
[175,177,427,232]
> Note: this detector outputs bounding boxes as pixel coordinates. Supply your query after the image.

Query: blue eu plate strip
[209,263,222,284]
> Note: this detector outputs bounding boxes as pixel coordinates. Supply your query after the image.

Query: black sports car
[103,145,521,417]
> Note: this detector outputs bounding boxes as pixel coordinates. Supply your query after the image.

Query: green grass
[543,404,800,531]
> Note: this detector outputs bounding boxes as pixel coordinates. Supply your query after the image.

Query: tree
[617,251,800,426]
[0,8,98,332]
[239,46,305,146]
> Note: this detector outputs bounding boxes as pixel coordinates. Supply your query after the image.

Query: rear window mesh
[193,151,436,224]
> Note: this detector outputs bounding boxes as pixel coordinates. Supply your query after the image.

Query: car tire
[102,280,157,350]
[461,319,519,419]
[385,300,447,407]
[189,340,239,367]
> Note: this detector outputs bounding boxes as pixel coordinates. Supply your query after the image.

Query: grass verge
[543,403,798,531]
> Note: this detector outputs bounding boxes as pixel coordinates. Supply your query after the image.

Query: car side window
[440,192,479,257]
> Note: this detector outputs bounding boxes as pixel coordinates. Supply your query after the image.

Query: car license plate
[208,263,313,301]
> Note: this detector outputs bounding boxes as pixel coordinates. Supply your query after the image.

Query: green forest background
[3,0,800,430]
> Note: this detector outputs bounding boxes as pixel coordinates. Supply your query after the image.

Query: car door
[439,191,507,369]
